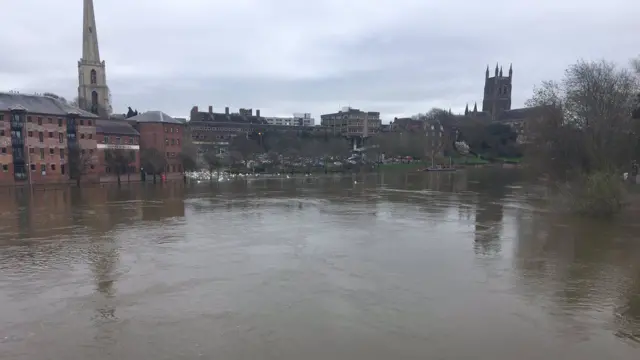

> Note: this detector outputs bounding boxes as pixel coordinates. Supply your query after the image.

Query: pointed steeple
[495,63,499,76]
[499,66,503,77]
[485,65,489,79]
[508,63,513,78]
[464,103,469,115]
[473,102,477,113]
[82,0,100,63]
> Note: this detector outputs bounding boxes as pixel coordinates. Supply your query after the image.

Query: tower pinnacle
[78,0,110,116]
[82,0,100,63]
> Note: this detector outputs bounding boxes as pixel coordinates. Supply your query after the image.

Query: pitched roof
[497,107,539,122]
[127,110,183,125]
[95,119,139,136]
[0,92,98,117]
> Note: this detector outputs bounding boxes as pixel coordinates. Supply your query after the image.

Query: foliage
[179,132,198,171]
[229,135,263,162]
[202,151,222,177]
[104,149,135,185]
[560,172,627,217]
[526,59,640,216]
[140,148,167,175]
[525,59,640,181]
[68,146,94,186]
[126,107,139,118]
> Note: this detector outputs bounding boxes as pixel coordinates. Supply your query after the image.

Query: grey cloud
[1,0,638,122]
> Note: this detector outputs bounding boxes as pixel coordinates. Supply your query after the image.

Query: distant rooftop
[127,111,183,125]
[0,92,98,117]
[95,119,139,136]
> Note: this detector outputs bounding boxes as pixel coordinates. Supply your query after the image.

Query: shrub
[560,172,627,217]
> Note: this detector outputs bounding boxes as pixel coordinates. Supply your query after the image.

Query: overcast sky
[1,0,638,121]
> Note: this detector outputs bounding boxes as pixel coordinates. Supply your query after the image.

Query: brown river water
[0,169,639,359]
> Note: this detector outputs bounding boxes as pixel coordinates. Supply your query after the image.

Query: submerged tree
[525,59,640,216]
[68,146,94,187]
[104,149,135,186]
[140,148,167,183]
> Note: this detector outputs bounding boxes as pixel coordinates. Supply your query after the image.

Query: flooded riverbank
[1,169,638,359]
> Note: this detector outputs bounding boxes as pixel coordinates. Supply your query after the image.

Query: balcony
[11,137,24,146]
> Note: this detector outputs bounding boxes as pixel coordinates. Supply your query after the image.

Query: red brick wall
[0,115,13,185]
[138,122,184,173]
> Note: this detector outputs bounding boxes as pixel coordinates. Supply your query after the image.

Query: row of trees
[525,58,640,216]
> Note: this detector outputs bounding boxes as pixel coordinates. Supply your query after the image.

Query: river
[0,169,638,359]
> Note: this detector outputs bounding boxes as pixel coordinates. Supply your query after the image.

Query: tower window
[90,69,97,84]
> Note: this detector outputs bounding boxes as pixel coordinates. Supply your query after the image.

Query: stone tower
[78,0,110,117]
[482,63,512,119]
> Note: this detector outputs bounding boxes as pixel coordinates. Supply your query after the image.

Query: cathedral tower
[482,63,512,119]
[78,0,110,117]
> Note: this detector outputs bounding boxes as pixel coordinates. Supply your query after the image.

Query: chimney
[225,106,229,115]
[208,105,213,113]
[190,106,199,121]
[256,109,260,117]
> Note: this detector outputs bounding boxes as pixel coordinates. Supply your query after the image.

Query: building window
[27,131,32,137]
[49,132,53,138]
[38,132,43,142]
[49,148,54,155]
[176,139,180,145]
[104,136,109,144]
[89,149,93,155]
[175,128,179,133]
[39,148,44,160]
[40,164,46,174]
[60,149,64,159]
[171,152,175,158]
[26,116,31,122]
[90,69,97,84]
[59,133,64,143]
[87,120,92,126]
[48,118,52,124]
[165,127,168,133]
[81,133,85,139]
[37,117,42,125]
[29,148,34,154]
[171,139,175,145]
[58,118,63,127]
[105,166,110,173]
[1,147,5,154]
[90,164,94,170]
[166,152,170,158]
[165,138,169,145]
[80,119,84,126]
[30,164,35,171]
[51,164,56,171]
[2,164,7,172]
[0,130,4,136]
[128,138,133,144]
[116,137,121,144]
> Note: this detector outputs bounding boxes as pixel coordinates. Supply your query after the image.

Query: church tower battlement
[482,63,512,119]
[78,0,110,117]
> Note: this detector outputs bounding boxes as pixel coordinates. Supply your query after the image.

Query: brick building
[127,111,185,174]
[95,119,141,182]
[0,92,98,186]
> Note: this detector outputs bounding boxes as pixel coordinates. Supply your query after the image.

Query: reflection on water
[0,169,638,359]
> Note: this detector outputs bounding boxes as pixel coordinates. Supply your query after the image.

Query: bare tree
[203,151,222,180]
[104,149,135,186]
[68,146,94,187]
[526,59,640,215]
[179,133,199,172]
[140,148,167,183]
[526,60,640,178]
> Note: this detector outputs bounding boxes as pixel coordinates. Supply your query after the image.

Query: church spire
[473,102,477,113]
[82,0,100,63]
[464,103,469,115]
